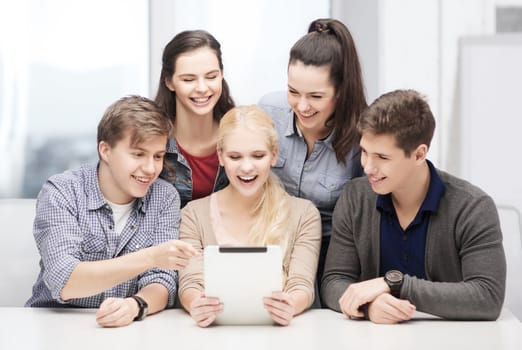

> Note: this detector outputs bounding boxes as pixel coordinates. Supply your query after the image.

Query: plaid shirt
[26,163,180,308]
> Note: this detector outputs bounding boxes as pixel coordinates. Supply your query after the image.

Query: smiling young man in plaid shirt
[26,96,198,327]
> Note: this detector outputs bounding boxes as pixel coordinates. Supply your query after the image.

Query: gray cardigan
[321,167,506,320]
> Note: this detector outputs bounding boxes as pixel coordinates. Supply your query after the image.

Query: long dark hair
[154,30,235,124]
[289,18,367,163]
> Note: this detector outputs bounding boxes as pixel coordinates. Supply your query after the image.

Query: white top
[106,199,135,234]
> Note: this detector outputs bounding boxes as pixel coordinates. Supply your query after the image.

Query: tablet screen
[204,245,283,325]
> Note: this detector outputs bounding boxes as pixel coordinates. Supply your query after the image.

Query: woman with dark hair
[259,19,367,302]
[156,30,235,208]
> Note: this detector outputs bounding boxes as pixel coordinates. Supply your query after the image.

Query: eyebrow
[360,145,390,158]
[177,69,220,77]
[225,149,267,154]
[131,145,166,154]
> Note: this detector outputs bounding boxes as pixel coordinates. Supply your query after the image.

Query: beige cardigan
[178,195,321,308]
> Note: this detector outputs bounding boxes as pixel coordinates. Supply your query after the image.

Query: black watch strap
[384,270,403,298]
[131,295,148,321]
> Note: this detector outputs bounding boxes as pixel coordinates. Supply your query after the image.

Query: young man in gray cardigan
[321,89,506,323]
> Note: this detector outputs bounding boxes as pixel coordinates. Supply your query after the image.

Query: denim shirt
[259,91,364,237]
[26,163,180,308]
[161,138,229,209]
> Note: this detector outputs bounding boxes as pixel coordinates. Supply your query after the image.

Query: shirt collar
[376,159,445,214]
[166,137,180,154]
[420,159,446,213]
[287,114,335,149]
[85,162,146,213]
[283,110,297,137]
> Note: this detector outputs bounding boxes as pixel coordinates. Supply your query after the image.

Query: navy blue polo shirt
[378,160,445,278]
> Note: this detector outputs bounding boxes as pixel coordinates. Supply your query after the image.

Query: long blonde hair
[217,106,290,253]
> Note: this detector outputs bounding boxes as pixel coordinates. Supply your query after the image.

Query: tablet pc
[204,245,283,325]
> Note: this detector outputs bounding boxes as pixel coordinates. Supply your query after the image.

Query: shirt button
[402,235,407,241]
[135,244,140,249]
[402,254,408,261]
[108,225,113,230]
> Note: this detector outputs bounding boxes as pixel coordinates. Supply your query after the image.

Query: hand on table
[338,277,389,318]
[96,297,137,328]
[367,293,416,324]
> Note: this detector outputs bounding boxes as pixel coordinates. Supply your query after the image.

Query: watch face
[386,270,403,283]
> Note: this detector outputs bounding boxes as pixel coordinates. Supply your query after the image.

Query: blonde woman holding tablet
[178,106,321,327]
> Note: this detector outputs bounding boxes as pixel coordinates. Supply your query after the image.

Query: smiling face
[287,60,337,138]
[98,132,167,204]
[360,132,424,196]
[166,47,223,118]
[218,126,277,200]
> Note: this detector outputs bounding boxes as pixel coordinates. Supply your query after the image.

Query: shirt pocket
[80,234,107,260]
[126,232,154,253]
[316,173,352,208]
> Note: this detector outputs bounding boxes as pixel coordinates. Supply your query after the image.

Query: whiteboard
[459,34,522,210]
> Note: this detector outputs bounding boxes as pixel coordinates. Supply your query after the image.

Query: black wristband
[131,295,148,321]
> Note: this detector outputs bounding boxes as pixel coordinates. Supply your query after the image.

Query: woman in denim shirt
[155,30,235,208]
[259,19,367,301]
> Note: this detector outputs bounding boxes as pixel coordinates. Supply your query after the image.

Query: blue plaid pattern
[25,163,180,308]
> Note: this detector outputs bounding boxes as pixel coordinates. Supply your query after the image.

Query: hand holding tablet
[263,291,296,326]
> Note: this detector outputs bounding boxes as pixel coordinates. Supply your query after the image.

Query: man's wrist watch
[384,270,403,298]
[131,295,149,321]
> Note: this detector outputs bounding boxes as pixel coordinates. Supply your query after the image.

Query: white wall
[330,0,380,103]
[0,0,149,198]
[331,0,522,170]
[149,0,330,105]
[459,34,522,208]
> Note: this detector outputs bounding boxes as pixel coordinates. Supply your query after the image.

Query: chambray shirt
[259,91,364,237]
[26,163,180,308]
[161,138,228,209]
[378,160,446,278]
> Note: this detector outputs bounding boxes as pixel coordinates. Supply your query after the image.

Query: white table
[0,308,520,350]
